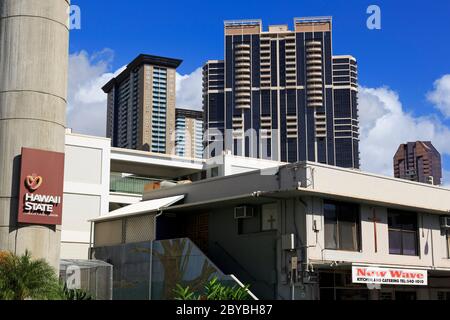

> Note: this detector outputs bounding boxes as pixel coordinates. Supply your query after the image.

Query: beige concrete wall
[0,0,70,269]
[304,198,450,270]
[295,22,331,33]
[300,163,450,214]
[184,117,195,158]
[225,25,261,35]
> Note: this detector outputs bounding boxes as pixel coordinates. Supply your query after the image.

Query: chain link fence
[60,259,113,300]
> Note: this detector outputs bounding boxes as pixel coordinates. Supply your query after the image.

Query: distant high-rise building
[103,54,182,154]
[202,60,225,157]
[202,17,360,168]
[394,141,442,185]
[332,56,360,168]
[175,108,204,159]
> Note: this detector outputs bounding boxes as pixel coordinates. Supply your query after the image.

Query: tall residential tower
[202,17,360,168]
[394,141,442,185]
[103,54,182,154]
[175,108,204,159]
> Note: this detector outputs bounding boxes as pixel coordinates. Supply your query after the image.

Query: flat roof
[102,54,183,92]
[176,108,203,119]
[142,161,450,215]
[110,147,204,179]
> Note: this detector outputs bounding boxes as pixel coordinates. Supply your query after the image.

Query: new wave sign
[352,266,427,286]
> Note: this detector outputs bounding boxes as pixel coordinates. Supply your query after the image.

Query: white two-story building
[90,161,450,300]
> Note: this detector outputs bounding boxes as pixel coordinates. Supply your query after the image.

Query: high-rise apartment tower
[394,141,442,185]
[202,17,360,168]
[175,108,204,159]
[103,54,182,154]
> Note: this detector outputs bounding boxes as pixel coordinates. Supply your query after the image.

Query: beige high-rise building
[175,108,204,159]
[103,54,182,154]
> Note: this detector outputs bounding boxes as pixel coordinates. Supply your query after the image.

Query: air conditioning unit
[234,206,254,219]
[440,216,450,229]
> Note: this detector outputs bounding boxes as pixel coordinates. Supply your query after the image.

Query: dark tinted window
[324,200,360,251]
[388,210,418,256]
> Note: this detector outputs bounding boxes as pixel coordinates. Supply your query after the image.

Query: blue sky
[68,0,450,181]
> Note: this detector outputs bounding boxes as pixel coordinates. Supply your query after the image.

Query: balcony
[235,79,251,86]
[306,40,322,47]
[306,53,322,59]
[235,55,251,62]
[235,43,250,50]
[306,47,322,53]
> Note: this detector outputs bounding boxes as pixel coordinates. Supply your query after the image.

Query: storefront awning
[89,195,185,223]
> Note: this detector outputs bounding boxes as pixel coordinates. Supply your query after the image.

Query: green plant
[0,250,62,300]
[173,284,198,300]
[61,283,93,300]
[173,277,251,301]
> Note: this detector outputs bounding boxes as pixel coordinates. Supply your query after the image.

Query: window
[238,204,278,235]
[261,203,278,231]
[447,231,450,258]
[437,291,450,300]
[210,167,219,178]
[388,210,418,256]
[324,200,360,251]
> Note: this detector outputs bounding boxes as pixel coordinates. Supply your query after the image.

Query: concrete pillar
[0,0,70,270]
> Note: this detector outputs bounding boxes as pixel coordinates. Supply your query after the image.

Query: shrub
[174,277,251,300]
[0,250,62,300]
[61,283,93,300]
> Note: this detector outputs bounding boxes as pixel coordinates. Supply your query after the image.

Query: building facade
[332,56,360,168]
[175,108,204,159]
[394,141,442,185]
[62,131,284,260]
[203,60,225,157]
[103,54,182,154]
[202,17,360,168]
[91,161,450,300]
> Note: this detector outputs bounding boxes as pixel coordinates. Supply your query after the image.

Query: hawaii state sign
[18,148,65,225]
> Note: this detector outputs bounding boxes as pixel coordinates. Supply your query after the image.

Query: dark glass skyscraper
[202,17,360,168]
[203,60,225,157]
[333,56,360,168]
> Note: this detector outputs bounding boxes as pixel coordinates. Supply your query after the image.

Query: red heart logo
[26,175,43,191]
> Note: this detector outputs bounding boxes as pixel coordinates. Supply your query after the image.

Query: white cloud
[358,86,450,177]
[68,55,449,182]
[176,67,203,111]
[67,49,125,136]
[68,52,203,137]
[427,74,450,118]
[443,170,450,188]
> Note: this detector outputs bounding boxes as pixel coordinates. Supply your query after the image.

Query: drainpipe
[149,210,164,300]
[89,222,94,259]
